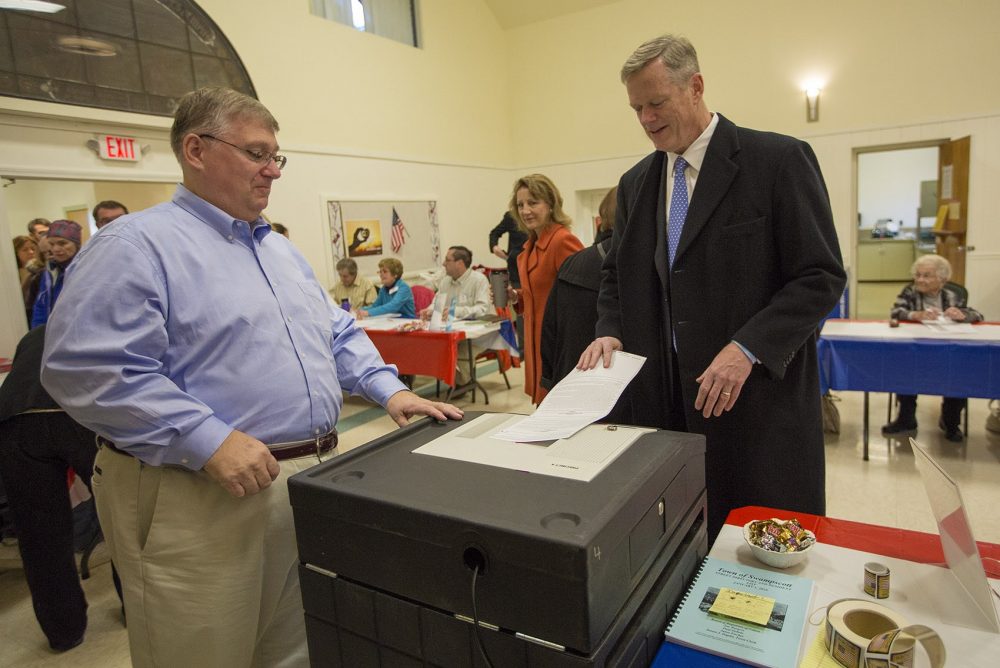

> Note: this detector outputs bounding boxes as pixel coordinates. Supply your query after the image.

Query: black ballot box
[289,412,708,667]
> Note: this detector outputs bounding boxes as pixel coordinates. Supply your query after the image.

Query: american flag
[390,207,407,253]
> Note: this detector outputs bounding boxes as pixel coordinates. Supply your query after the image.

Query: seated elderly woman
[882,253,983,442]
[356,257,415,319]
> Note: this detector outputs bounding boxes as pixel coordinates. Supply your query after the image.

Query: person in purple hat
[30,219,81,328]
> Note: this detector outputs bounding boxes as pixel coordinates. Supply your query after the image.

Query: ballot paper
[492,350,645,442]
[413,413,651,481]
[921,320,977,334]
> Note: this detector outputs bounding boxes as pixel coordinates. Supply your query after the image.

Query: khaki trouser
[93,446,317,668]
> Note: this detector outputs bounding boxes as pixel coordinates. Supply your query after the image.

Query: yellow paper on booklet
[708,587,775,626]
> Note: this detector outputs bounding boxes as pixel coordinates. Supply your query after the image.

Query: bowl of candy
[743,518,816,568]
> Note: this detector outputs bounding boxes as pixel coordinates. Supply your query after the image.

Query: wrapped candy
[395,320,427,332]
[746,518,815,553]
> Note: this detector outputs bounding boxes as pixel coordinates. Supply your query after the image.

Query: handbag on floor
[987,400,1000,434]
[822,392,841,434]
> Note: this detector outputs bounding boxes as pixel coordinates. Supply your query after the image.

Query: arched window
[0,0,256,116]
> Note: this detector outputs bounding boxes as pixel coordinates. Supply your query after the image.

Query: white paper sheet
[921,320,977,334]
[413,413,652,481]
[821,320,1000,342]
[492,351,646,442]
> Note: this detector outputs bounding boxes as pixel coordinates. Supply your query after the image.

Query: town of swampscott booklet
[664,556,814,668]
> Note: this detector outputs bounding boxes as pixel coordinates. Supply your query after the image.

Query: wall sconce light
[805,87,821,122]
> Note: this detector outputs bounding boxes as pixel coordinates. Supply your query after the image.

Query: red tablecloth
[727,506,1000,576]
[363,329,464,386]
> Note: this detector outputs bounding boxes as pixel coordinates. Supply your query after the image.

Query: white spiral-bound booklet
[664,555,815,668]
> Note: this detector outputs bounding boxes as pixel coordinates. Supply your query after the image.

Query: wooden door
[934,136,970,284]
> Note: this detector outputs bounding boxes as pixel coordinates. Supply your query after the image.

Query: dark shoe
[940,418,963,442]
[882,419,917,435]
[945,428,963,443]
[49,636,84,652]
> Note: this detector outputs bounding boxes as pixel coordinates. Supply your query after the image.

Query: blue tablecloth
[652,640,740,666]
[818,334,1000,398]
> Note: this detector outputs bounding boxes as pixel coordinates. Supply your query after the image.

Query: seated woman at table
[357,257,416,319]
[882,254,983,442]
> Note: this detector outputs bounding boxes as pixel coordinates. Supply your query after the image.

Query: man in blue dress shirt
[41,87,463,667]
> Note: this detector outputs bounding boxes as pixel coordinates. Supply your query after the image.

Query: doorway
[3,178,176,335]
[854,143,940,319]
[4,179,176,238]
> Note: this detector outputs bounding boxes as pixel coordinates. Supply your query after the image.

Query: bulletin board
[325,200,440,280]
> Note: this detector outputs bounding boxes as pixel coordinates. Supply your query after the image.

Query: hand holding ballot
[493,350,645,442]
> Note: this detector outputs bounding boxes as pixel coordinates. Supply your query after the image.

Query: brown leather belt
[97,430,338,462]
[267,431,338,460]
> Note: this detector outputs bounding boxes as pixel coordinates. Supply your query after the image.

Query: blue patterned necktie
[667,156,689,267]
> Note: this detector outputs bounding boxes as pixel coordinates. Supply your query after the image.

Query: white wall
[264,149,513,288]
[5,180,97,231]
[857,148,937,230]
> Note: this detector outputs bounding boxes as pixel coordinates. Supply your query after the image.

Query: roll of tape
[823,599,946,668]
[866,624,947,667]
[863,562,890,599]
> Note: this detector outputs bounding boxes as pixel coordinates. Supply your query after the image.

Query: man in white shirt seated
[420,246,491,321]
[420,246,492,386]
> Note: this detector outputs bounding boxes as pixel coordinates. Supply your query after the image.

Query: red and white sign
[98,134,140,162]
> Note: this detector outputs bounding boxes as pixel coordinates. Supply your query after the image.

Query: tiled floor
[1,367,998,666]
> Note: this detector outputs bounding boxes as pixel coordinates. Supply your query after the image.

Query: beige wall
[199,0,512,167]
[4,180,177,239]
[505,0,1000,166]
[92,182,177,217]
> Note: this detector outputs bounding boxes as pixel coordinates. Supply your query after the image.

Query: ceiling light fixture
[55,35,118,57]
[0,1,66,13]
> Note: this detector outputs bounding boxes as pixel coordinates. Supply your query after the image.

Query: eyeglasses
[198,134,287,170]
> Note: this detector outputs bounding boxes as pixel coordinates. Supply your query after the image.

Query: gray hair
[620,34,700,84]
[336,258,359,275]
[912,253,951,281]
[170,87,279,161]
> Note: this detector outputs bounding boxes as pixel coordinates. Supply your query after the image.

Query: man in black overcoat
[580,35,846,543]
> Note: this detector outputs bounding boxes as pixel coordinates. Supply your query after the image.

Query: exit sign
[99,134,140,161]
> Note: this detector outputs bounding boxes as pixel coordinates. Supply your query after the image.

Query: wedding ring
[721,391,732,397]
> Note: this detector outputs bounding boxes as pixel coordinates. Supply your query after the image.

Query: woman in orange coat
[507,174,583,404]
